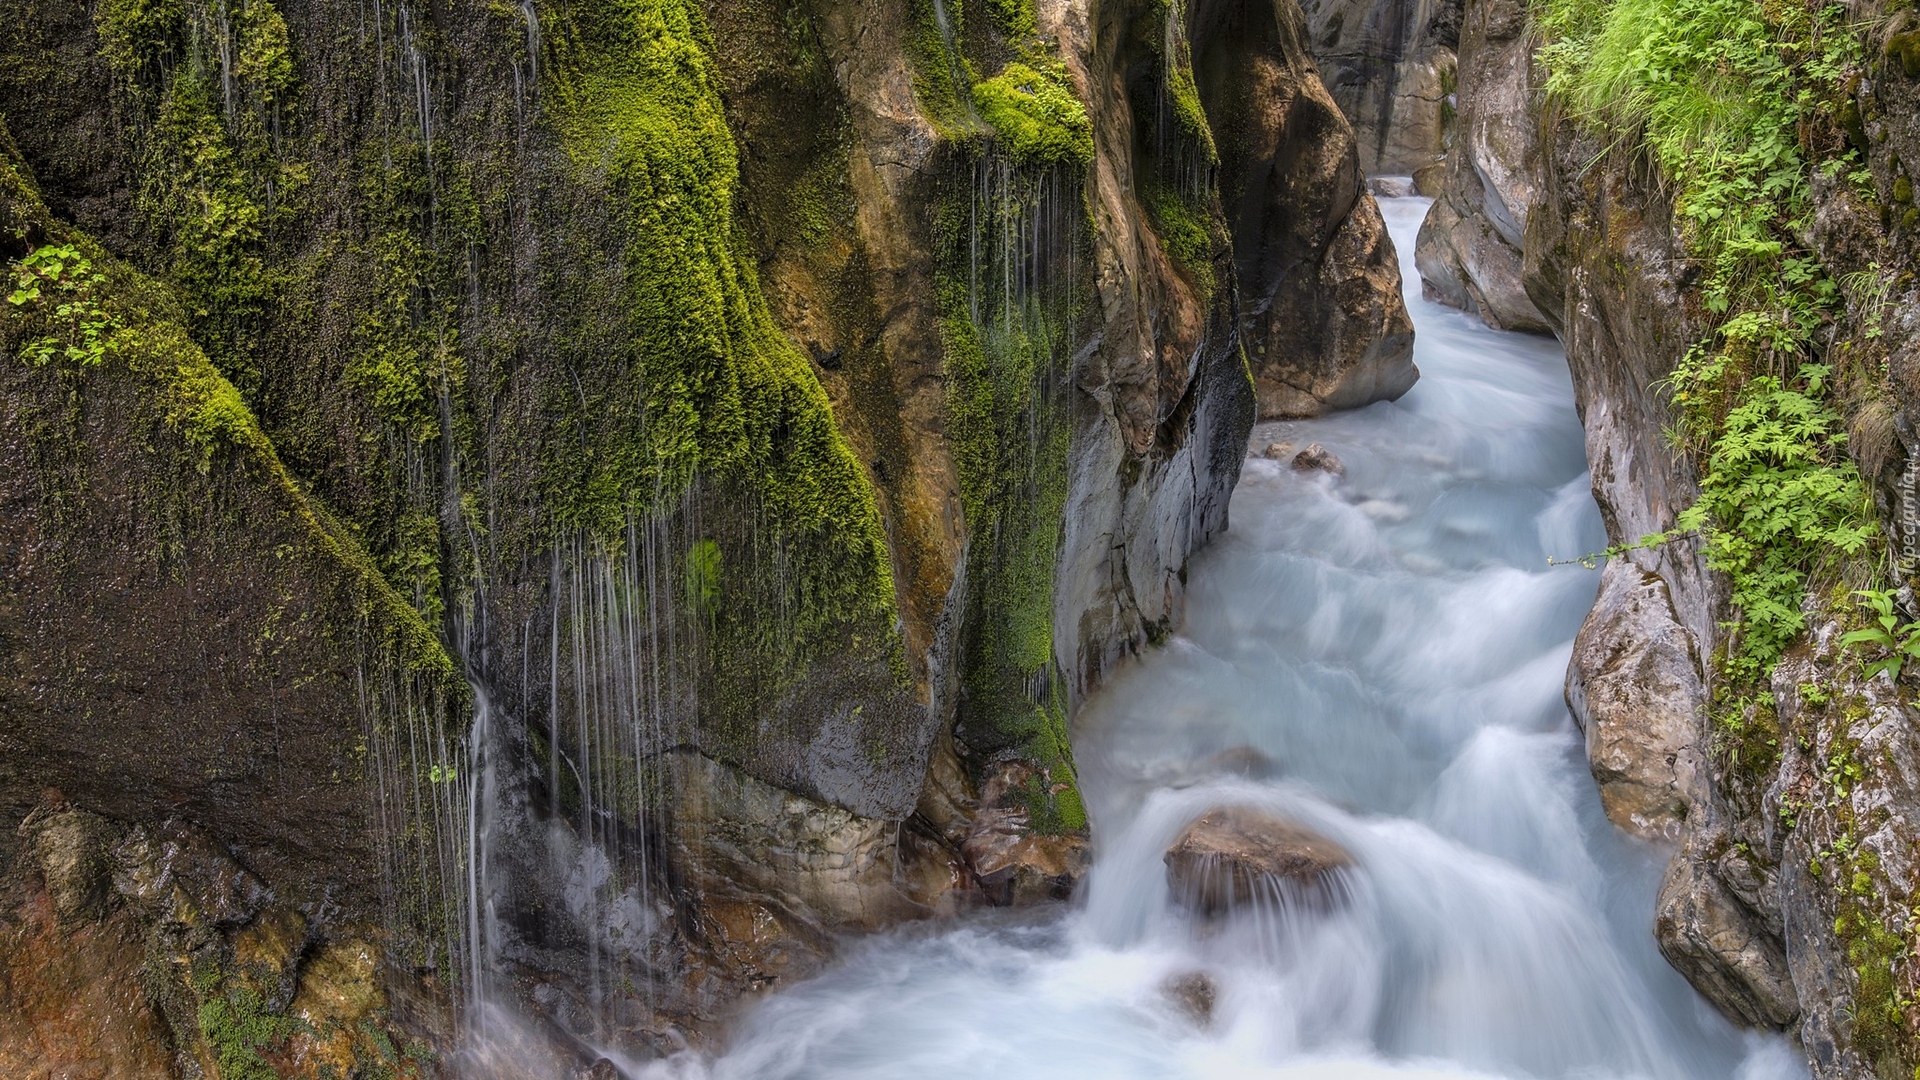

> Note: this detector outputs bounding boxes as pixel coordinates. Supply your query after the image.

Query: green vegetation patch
[972,61,1094,168]
[540,0,896,646]
[1541,0,1879,712]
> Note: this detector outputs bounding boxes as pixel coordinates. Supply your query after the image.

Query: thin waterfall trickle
[450,501,698,1064]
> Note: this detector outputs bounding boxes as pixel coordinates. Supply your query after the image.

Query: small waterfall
[449,506,696,1063]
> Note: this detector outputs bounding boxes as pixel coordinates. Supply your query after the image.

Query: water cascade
[637,196,1810,1080]
[451,513,700,1070]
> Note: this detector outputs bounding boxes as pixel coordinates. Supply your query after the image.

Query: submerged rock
[1290,444,1346,477]
[1164,807,1353,916]
[1163,970,1218,1027]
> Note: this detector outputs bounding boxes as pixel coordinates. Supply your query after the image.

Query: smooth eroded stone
[1164,807,1353,916]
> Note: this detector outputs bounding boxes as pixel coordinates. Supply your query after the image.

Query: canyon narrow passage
[647,198,1807,1080]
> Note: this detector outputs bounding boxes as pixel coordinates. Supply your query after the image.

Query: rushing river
[643,197,1807,1080]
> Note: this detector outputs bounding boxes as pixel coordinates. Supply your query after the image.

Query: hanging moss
[539,0,897,648]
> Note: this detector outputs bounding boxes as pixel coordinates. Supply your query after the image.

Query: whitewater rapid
[642,196,1808,1080]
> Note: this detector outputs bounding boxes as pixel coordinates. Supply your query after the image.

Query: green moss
[96,0,185,86]
[105,1,312,404]
[971,61,1094,168]
[1164,57,1217,163]
[540,0,896,646]
[1889,30,1920,77]
[195,976,299,1080]
[934,154,1087,830]
[984,0,1037,38]
[1142,179,1218,303]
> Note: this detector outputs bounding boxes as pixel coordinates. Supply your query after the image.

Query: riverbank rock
[959,760,1090,906]
[1565,563,1705,841]
[1165,807,1353,915]
[1654,844,1798,1029]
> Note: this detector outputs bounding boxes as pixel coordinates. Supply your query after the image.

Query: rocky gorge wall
[0,0,1411,1072]
[1417,0,1920,1075]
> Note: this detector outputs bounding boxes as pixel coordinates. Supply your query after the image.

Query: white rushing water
[639,196,1808,1080]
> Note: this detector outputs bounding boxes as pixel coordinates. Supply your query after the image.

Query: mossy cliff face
[0,0,1409,1065]
[0,127,458,1074]
[1418,0,1920,1074]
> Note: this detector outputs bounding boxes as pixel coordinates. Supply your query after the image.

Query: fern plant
[1842,589,1920,682]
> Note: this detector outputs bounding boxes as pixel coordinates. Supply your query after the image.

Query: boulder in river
[1262,441,1297,460]
[1290,444,1346,477]
[1164,807,1353,916]
[1163,970,1218,1027]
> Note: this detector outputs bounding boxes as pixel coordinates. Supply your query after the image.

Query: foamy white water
[641,196,1806,1080]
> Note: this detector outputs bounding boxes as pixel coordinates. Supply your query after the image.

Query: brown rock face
[1164,807,1353,915]
[1296,0,1461,177]
[1412,0,1551,332]
[1194,0,1419,420]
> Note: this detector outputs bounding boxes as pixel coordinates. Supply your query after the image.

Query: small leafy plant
[7,244,121,367]
[1841,589,1920,682]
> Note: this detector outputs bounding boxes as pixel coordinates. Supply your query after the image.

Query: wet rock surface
[1164,807,1353,916]
[957,760,1091,907]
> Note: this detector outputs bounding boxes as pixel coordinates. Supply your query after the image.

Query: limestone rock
[1411,0,1551,332]
[667,750,912,931]
[1291,443,1346,477]
[1565,562,1705,841]
[1165,807,1353,916]
[1655,851,1798,1029]
[1201,0,1419,420]
[1297,0,1461,176]
[1262,441,1297,460]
